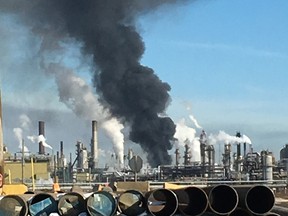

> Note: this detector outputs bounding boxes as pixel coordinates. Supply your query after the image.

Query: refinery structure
[3,117,288,186]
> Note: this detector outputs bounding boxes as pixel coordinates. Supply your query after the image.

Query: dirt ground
[275,191,288,208]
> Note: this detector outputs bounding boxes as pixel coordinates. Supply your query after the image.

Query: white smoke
[189,114,202,129]
[242,134,252,144]
[27,134,53,150]
[19,114,32,131]
[13,114,32,153]
[174,118,200,162]
[45,63,124,162]
[13,127,29,153]
[101,118,124,165]
[174,118,196,145]
[48,63,108,121]
[208,131,252,145]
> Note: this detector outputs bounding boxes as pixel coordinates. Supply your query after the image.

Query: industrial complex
[3,119,288,186]
[1,98,288,215]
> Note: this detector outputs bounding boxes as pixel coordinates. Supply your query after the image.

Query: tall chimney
[0,91,4,192]
[39,121,45,155]
[59,141,64,168]
[91,120,98,169]
[60,141,64,158]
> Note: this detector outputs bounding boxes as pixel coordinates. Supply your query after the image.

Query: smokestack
[243,142,247,156]
[60,141,64,157]
[237,143,241,158]
[91,120,98,169]
[0,91,4,193]
[38,121,45,155]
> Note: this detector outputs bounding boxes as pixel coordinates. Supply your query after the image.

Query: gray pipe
[58,192,86,216]
[118,190,146,216]
[204,184,238,215]
[86,190,117,216]
[146,188,178,216]
[272,205,288,215]
[264,213,280,216]
[0,194,32,216]
[228,207,253,216]
[173,186,208,216]
[234,185,275,215]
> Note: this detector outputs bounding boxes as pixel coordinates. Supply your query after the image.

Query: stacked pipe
[0,184,282,216]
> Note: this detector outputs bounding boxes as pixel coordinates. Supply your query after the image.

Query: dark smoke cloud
[0,0,189,167]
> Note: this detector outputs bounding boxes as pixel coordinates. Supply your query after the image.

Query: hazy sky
[1,0,287,166]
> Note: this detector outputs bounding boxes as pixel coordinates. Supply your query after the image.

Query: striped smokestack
[39,121,45,155]
[91,120,98,169]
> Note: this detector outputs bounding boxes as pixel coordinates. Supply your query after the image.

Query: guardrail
[24,179,287,191]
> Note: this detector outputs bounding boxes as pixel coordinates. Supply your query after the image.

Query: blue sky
[1,0,288,164]
[139,0,288,154]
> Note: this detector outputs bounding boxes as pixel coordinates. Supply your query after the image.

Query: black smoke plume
[0,0,188,167]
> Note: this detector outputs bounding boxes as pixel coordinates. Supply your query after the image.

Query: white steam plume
[174,118,200,161]
[242,134,252,144]
[189,114,202,129]
[19,114,32,131]
[13,127,29,153]
[101,118,124,165]
[27,134,53,150]
[208,131,252,145]
[45,63,124,163]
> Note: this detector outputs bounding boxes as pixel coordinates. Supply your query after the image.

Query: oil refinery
[1,90,288,216]
[3,117,288,185]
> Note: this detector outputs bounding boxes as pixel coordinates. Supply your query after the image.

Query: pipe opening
[29,193,57,216]
[0,195,28,216]
[58,192,86,216]
[86,191,117,216]
[118,190,146,216]
[209,185,238,215]
[147,189,178,216]
[246,186,275,215]
[176,187,208,216]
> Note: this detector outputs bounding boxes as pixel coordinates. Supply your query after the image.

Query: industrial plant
[3,117,288,186]
[1,93,288,216]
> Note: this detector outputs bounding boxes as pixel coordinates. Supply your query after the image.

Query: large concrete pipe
[234,185,275,215]
[58,192,87,216]
[0,194,31,216]
[86,191,117,216]
[228,207,253,216]
[204,184,238,215]
[28,193,58,216]
[146,188,178,216]
[173,186,208,216]
[118,190,146,216]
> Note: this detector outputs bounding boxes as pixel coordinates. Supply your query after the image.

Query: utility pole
[0,91,4,194]
[22,139,25,183]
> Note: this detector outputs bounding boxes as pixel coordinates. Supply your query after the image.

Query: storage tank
[280,144,288,160]
[262,152,273,181]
